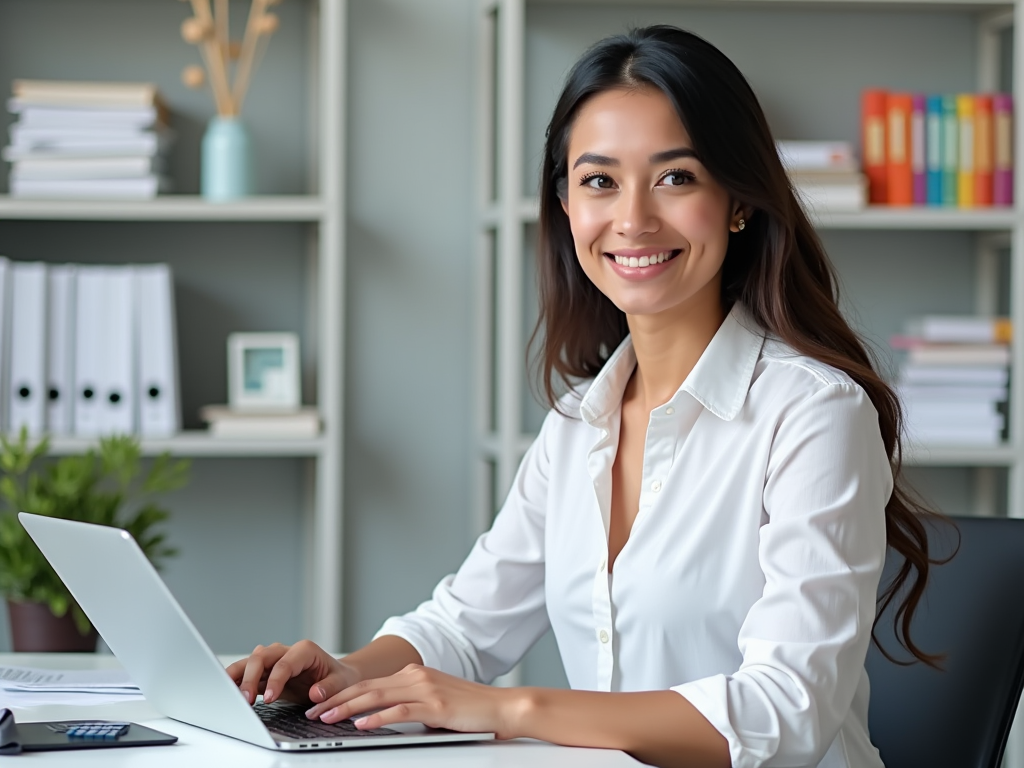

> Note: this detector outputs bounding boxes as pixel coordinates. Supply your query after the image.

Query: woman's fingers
[238,644,287,704]
[305,668,418,720]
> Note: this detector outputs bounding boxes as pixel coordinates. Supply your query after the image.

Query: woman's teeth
[612,251,674,268]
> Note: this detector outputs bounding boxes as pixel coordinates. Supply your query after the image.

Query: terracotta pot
[7,600,98,652]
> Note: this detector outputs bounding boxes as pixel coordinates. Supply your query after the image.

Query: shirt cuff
[672,675,776,768]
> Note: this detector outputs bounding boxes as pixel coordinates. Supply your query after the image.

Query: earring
[737,218,746,231]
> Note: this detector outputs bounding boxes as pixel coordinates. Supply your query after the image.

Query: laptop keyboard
[254,702,401,740]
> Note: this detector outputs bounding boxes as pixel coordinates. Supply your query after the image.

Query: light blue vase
[201,117,251,200]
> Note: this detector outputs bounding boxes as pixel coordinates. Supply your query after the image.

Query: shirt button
[651,480,662,493]
[599,630,610,644]
[665,406,675,415]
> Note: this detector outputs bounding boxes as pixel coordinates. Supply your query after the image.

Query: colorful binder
[862,89,888,204]
[957,94,975,208]
[887,93,913,205]
[912,94,927,204]
[975,94,993,207]
[994,94,1013,206]
[925,95,943,205]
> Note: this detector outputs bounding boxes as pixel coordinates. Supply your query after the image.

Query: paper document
[0,665,139,693]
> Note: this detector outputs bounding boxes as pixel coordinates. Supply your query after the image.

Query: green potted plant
[0,429,190,651]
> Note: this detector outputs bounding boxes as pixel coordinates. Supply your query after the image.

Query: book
[907,344,1010,367]
[941,95,959,206]
[10,176,165,199]
[7,101,160,130]
[974,94,994,206]
[994,94,1013,206]
[10,156,162,181]
[3,133,166,159]
[900,365,1008,386]
[862,89,888,203]
[886,93,913,205]
[776,141,856,171]
[912,94,926,204]
[906,315,1011,344]
[898,384,1007,401]
[199,405,321,439]
[957,94,975,207]
[12,80,160,109]
[926,95,943,205]
[790,171,867,212]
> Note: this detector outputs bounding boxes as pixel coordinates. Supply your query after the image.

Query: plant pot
[7,600,98,652]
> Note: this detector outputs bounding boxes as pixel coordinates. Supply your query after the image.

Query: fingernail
[243,690,253,704]
[305,705,319,718]
[314,684,326,700]
[264,688,275,703]
[320,708,337,722]
[354,717,369,729]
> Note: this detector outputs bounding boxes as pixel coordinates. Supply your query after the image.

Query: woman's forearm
[508,688,730,768]
[340,635,423,682]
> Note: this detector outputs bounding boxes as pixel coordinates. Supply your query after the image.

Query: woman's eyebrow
[572,152,618,169]
[649,147,698,163]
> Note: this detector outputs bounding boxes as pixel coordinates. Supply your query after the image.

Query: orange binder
[957,94,976,208]
[974,94,994,206]
[862,90,888,204]
[886,93,913,206]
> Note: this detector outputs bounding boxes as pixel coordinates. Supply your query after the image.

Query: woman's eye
[661,171,695,187]
[581,174,614,189]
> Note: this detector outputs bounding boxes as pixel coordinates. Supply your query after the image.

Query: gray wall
[0,1,1004,692]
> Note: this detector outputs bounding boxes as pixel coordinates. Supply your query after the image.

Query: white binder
[0,257,11,432]
[46,265,76,435]
[8,262,48,436]
[135,264,180,437]
[101,266,135,435]
[73,266,106,436]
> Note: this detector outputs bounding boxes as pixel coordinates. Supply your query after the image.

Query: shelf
[524,0,1012,8]
[486,199,1019,231]
[0,196,326,222]
[20,431,326,458]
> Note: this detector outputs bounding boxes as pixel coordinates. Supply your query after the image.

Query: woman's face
[562,87,741,320]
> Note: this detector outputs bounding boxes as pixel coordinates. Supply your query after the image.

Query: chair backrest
[866,516,1024,768]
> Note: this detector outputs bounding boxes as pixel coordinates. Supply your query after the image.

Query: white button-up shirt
[377,303,892,768]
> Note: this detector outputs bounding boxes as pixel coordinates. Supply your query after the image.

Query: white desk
[0,654,641,767]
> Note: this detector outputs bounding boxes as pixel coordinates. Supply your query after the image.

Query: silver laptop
[19,513,495,751]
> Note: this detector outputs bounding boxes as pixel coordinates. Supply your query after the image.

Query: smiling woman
[227,25,943,768]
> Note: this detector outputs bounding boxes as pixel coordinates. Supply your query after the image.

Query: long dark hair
[531,24,943,665]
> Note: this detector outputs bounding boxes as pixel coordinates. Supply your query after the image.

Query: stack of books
[199,406,320,439]
[862,90,1013,207]
[777,140,867,212]
[892,315,1011,446]
[3,80,172,199]
[0,258,181,438]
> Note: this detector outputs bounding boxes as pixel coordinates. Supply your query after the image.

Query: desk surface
[0,654,641,767]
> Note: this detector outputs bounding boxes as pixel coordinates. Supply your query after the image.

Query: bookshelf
[476,0,1024,749]
[0,0,346,653]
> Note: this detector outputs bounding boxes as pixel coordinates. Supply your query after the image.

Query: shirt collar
[579,302,766,426]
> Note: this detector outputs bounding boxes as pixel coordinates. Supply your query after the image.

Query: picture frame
[227,332,301,411]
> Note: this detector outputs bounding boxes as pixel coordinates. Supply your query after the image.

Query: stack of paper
[3,80,172,199]
[777,140,868,212]
[0,257,181,438]
[0,665,143,708]
[892,315,1010,446]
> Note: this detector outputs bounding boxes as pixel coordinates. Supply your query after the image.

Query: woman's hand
[304,663,524,739]
[225,639,359,708]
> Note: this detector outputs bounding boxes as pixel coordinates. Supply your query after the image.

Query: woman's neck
[625,289,728,412]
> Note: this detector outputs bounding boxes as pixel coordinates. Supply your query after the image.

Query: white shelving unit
[0,0,347,652]
[476,0,1024,754]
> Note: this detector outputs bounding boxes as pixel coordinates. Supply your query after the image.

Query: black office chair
[866,516,1024,768]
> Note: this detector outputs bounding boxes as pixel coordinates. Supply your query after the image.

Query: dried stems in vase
[180,0,281,118]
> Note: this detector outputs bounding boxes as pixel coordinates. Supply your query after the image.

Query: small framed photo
[227,332,301,411]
